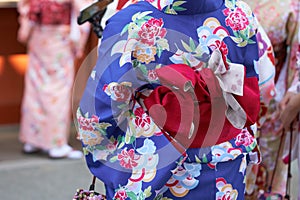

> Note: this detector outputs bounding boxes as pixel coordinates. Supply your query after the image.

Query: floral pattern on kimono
[77,0,272,199]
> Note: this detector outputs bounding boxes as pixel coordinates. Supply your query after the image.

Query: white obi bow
[208,49,247,129]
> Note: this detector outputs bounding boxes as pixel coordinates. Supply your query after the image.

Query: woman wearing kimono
[17,0,92,158]
[279,11,300,200]
[76,0,275,199]
[243,0,299,197]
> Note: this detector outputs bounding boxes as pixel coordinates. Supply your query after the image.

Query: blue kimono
[77,0,275,199]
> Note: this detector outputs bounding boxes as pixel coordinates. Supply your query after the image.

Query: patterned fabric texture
[77,0,275,199]
[18,0,92,150]
[243,0,299,197]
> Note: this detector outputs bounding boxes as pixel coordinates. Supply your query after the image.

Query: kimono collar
[141,0,224,15]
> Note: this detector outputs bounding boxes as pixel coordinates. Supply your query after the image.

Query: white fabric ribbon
[208,50,247,129]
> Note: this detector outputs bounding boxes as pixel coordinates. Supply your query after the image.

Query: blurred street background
[0,125,106,200]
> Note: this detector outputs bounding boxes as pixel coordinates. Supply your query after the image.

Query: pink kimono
[18,0,92,150]
[243,0,300,197]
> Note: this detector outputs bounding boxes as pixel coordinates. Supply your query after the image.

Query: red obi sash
[29,0,71,25]
[117,0,129,10]
[142,64,260,148]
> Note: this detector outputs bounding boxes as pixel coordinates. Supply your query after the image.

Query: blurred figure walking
[243,0,299,197]
[17,0,92,159]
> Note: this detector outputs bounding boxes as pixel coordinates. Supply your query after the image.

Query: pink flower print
[78,115,99,131]
[106,142,117,152]
[118,148,139,169]
[145,0,155,2]
[103,82,132,102]
[138,18,167,46]
[114,189,128,200]
[231,84,237,92]
[147,69,158,82]
[237,79,242,86]
[223,7,249,31]
[112,85,131,102]
[235,129,254,147]
[134,107,151,130]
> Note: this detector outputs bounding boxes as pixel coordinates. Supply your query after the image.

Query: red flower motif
[211,40,229,69]
[218,191,232,200]
[134,107,151,129]
[114,189,128,200]
[106,142,117,152]
[104,83,132,102]
[267,46,275,65]
[78,115,99,131]
[138,18,167,45]
[117,148,139,169]
[147,69,158,81]
[235,130,254,146]
[113,85,131,101]
[223,7,249,31]
[215,40,228,56]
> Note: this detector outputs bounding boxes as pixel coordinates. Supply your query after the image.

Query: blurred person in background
[17,0,92,159]
[279,21,300,200]
[243,0,300,198]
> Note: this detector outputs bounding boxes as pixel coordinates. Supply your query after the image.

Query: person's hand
[279,91,295,111]
[279,92,300,130]
[17,19,34,45]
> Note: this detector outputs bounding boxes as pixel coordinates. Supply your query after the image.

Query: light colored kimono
[18,0,92,150]
[243,0,300,197]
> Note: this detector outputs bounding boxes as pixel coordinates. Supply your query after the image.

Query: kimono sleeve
[255,24,276,105]
[76,8,184,193]
[77,8,152,151]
